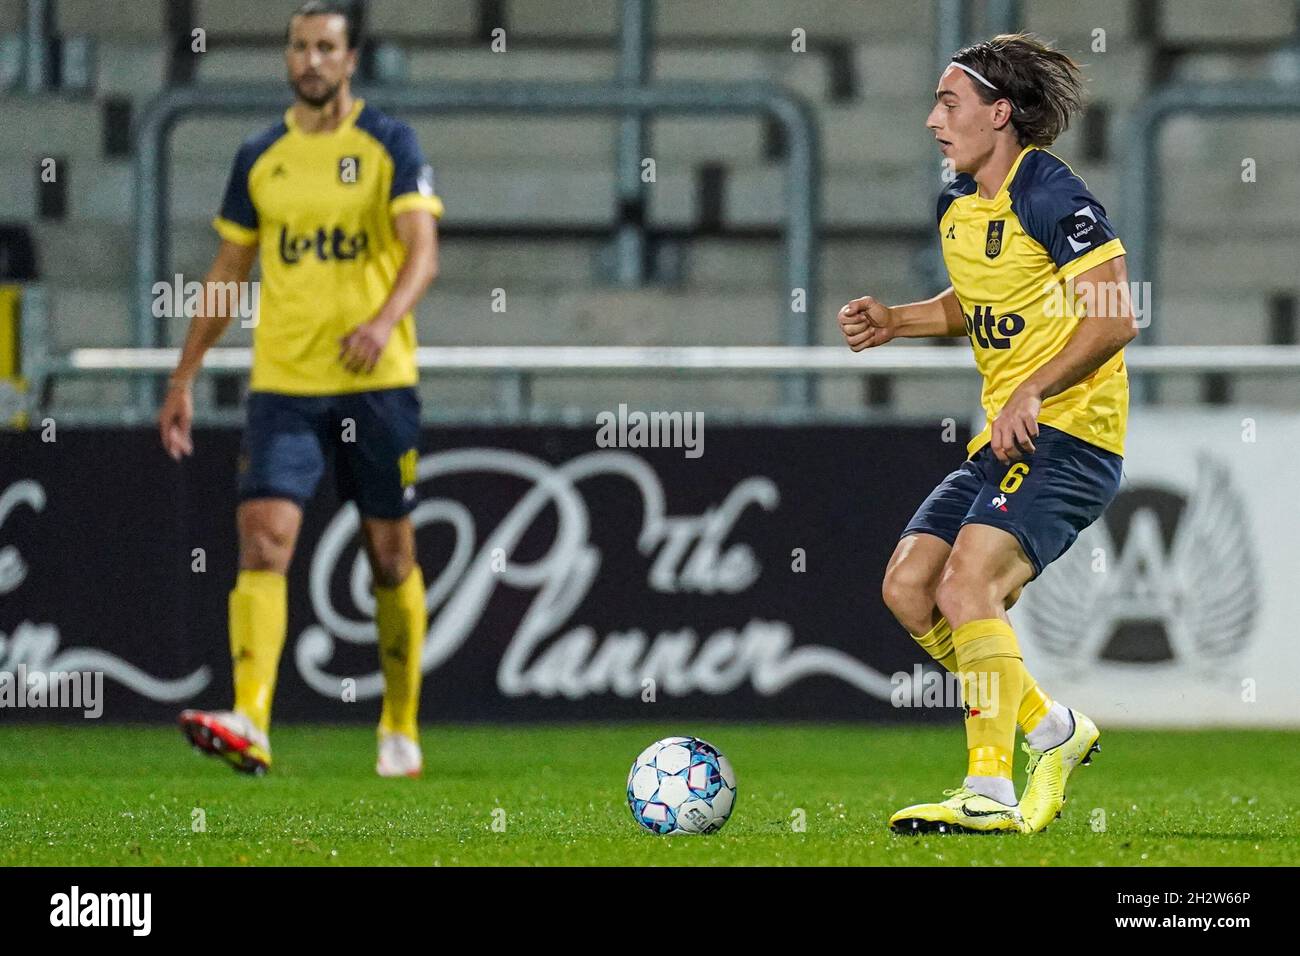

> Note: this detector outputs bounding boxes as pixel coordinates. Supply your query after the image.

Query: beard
[292,74,342,108]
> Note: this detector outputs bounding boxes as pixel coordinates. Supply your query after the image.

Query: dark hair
[951,33,1084,147]
[288,0,363,50]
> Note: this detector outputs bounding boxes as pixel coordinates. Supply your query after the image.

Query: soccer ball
[626,736,737,835]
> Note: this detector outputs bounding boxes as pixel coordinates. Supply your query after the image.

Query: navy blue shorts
[901,425,1123,576]
[237,387,421,519]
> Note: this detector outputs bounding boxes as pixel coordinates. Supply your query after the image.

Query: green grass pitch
[1,724,1295,866]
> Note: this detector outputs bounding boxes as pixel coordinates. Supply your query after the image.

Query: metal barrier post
[984,0,1021,36]
[615,0,652,288]
[17,283,49,422]
[23,0,51,92]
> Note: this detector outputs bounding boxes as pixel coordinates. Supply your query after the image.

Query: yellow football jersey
[938,145,1127,457]
[213,99,444,395]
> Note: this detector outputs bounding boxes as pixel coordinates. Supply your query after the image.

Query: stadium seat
[195,0,306,38]
[401,117,616,165]
[94,41,169,99]
[0,96,104,156]
[0,160,38,220]
[1157,295,1270,346]
[1023,0,1137,41]
[404,48,617,82]
[368,0,478,39]
[1162,0,1297,41]
[193,48,289,82]
[1158,236,1297,296]
[0,4,24,34]
[820,101,948,168]
[57,0,169,39]
[651,0,936,41]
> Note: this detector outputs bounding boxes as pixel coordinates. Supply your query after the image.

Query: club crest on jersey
[338,155,361,184]
[985,219,1005,258]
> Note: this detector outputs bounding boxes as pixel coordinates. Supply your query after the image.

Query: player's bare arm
[990,255,1138,463]
[338,210,439,374]
[158,239,258,460]
[838,286,965,351]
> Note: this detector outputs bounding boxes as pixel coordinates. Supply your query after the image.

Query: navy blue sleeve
[217,142,259,230]
[1010,153,1120,270]
[387,122,436,201]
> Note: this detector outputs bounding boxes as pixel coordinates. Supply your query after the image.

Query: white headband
[948,61,1020,113]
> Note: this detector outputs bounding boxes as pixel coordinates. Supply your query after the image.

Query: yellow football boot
[1019,708,1101,833]
[889,786,1025,835]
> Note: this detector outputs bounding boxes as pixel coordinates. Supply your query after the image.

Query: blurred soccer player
[159,1,442,777]
[838,34,1136,833]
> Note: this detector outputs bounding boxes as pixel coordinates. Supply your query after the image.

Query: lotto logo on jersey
[964,305,1025,349]
[278,226,369,265]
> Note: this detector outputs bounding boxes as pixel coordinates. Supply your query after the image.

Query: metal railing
[614,0,653,288]
[24,341,1300,426]
[52,344,1300,375]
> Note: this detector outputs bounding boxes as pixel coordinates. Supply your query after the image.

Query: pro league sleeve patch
[417,164,436,197]
[1057,204,1111,254]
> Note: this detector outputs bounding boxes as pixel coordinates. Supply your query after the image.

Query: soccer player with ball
[838,34,1137,834]
[158,1,442,777]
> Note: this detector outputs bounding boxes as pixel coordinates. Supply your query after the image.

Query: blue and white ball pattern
[627,736,737,835]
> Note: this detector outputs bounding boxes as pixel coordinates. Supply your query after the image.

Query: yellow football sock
[952,618,1024,779]
[376,566,427,740]
[1018,678,1052,734]
[917,616,1055,736]
[229,570,288,734]
[912,617,959,673]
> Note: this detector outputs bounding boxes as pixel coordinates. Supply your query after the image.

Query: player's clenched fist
[838,295,895,351]
[158,381,195,461]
